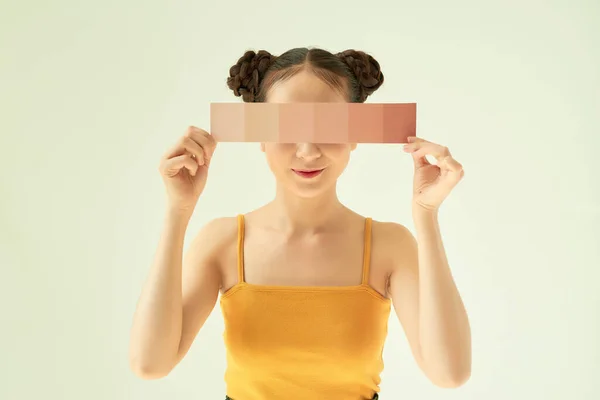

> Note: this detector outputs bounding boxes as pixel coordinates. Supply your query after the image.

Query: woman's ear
[260,142,266,152]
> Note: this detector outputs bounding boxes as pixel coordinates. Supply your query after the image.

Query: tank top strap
[236,214,246,283]
[361,217,373,285]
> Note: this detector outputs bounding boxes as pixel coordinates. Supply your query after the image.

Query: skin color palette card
[210,103,416,143]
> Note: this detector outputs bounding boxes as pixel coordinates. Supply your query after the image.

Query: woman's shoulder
[370,218,415,248]
[193,215,240,252]
[369,219,417,280]
[342,207,414,247]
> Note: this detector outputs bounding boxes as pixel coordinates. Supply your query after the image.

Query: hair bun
[227,50,276,102]
[336,50,384,102]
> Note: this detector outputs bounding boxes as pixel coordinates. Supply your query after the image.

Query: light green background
[1,0,599,399]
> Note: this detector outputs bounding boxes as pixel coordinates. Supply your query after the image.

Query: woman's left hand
[403,136,464,212]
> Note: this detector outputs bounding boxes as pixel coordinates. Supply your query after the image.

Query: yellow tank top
[219,215,392,400]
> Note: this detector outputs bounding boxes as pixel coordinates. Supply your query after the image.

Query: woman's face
[262,70,356,198]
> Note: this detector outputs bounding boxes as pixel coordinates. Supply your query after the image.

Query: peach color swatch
[210,103,416,143]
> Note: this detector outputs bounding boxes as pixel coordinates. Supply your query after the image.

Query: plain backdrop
[1,0,599,399]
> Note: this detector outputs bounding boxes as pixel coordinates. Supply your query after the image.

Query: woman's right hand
[158,126,217,214]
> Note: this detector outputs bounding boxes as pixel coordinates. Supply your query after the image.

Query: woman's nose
[295,143,322,161]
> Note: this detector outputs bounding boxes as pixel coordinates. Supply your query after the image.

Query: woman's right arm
[128,212,231,379]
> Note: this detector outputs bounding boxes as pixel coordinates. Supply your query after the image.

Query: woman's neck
[265,185,347,235]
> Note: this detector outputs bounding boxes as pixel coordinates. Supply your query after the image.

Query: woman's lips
[292,168,325,178]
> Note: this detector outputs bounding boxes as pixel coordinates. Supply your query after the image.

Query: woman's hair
[226,47,384,103]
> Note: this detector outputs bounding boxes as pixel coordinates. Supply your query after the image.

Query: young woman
[129,47,471,400]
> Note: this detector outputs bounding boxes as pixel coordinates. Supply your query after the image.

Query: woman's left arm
[387,214,471,388]
[388,136,472,388]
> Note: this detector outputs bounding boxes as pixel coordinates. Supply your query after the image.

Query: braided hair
[226,47,384,103]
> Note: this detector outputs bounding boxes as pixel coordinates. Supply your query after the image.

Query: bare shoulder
[371,219,415,246]
[200,215,238,239]
[343,209,416,260]
[179,215,239,303]
[190,216,238,248]
[184,216,239,272]
[370,219,418,267]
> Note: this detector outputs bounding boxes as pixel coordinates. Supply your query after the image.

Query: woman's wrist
[165,206,194,227]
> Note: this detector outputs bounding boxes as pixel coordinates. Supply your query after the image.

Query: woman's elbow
[431,368,471,388]
[129,356,174,380]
